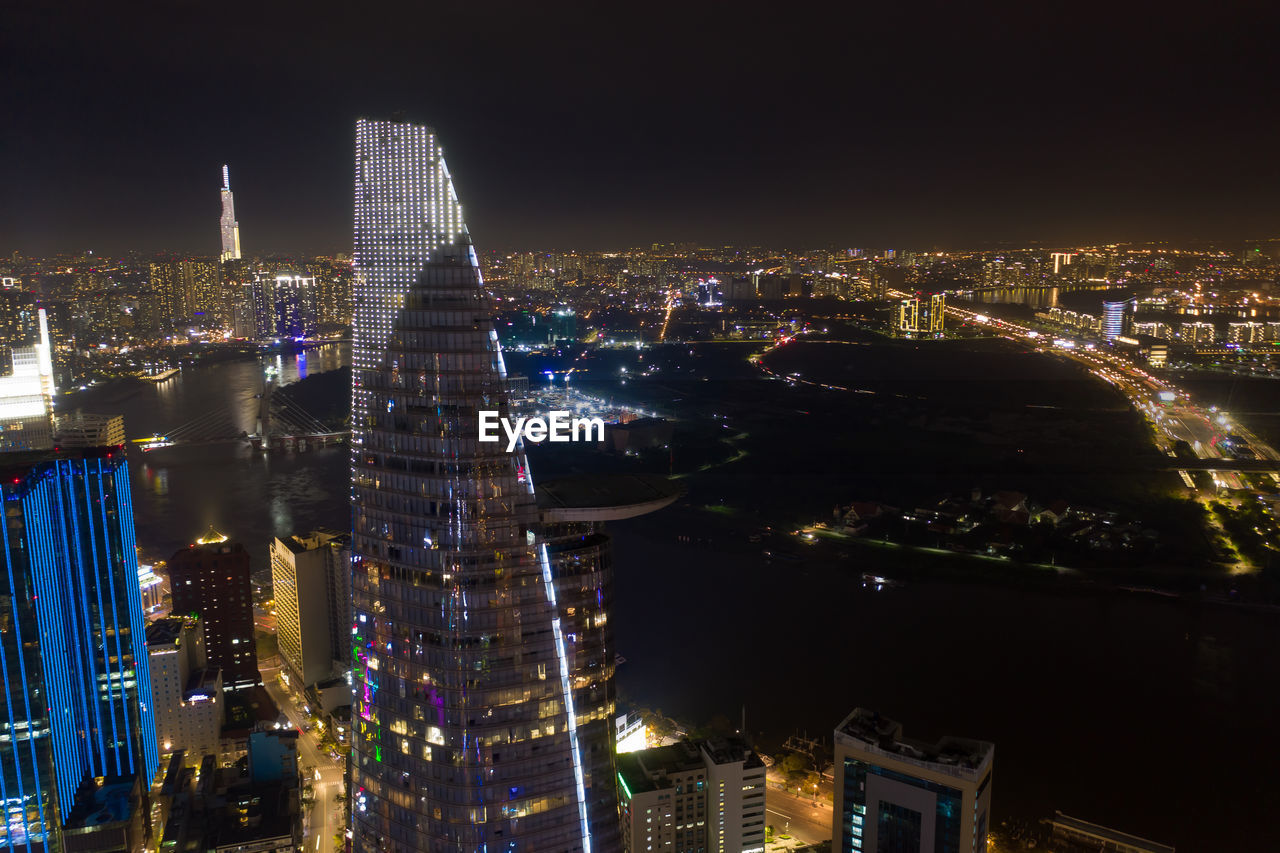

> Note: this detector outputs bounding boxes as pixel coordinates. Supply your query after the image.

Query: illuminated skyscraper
[0,308,55,452]
[219,165,242,262]
[0,448,159,849]
[350,119,594,852]
[1101,296,1135,341]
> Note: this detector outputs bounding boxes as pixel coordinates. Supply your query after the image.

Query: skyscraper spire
[349,118,593,852]
[219,164,241,261]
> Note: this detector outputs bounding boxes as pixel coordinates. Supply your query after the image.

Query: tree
[777,751,811,784]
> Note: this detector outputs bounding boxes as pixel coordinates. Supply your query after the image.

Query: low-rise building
[147,615,224,765]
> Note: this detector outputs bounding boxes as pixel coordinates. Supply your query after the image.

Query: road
[932,296,1269,486]
[765,784,833,846]
[261,658,345,853]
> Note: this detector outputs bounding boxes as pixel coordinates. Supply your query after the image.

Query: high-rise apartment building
[148,260,223,328]
[832,708,993,853]
[147,615,224,765]
[167,530,260,692]
[349,118,593,852]
[1227,321,1265,345]
[897,298,919,333]
[248,271,317,339]
[220,165,242,262]
[0,448,159,849]
[617,737,767,853]
[1179,322,1217,344]
[270,530,351,687]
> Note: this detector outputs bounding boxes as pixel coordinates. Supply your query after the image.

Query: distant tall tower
[220,165,242,262]
[349,119,594,852]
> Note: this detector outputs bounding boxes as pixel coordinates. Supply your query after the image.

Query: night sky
[4,2,1279,256]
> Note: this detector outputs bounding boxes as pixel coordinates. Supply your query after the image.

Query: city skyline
[4,4,1280,256]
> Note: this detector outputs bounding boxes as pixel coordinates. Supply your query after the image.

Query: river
[60,341,1280,850]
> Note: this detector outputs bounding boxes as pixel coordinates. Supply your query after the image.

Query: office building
[349,118,591,852]
[832,708,993,853]
[0,308,55,452]
[167,529,260,692]
[220,165,242,262]
[270,530,351,688]
[617,737,767,853]
[1101,297,1135,340]
[147,616,224,765]
[53,411,125,448]
[0,448,159,850]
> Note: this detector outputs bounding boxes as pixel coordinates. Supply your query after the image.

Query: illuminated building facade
[350,118,594,851]
[1101,297,1135,341]
[832,708,992,853]
[270,530,351,687]
[351,118,464,467]
[0,308,55,452]
[349,242,593,851]
[0,448,159,849]
[897,294,944,335]
[220,165,242,262]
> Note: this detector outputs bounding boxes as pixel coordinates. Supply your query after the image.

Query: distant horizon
[8,233,1280,263]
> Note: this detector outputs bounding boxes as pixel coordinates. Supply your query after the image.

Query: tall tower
[220,165,242,262]
[350,120,593,852]
[0,448,159,849]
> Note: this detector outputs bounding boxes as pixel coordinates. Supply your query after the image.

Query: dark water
[63,341,1280,850]
[61,344,352,564]
[611,508,1280,851]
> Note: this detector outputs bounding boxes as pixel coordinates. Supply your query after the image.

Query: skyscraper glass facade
[350,119,591,852]
[0,449,158,850]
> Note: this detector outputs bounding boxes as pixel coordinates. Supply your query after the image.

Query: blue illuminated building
[1102,296,1135,341]
[0,448,158,850]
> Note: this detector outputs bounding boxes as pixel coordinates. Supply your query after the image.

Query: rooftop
[617,736,763,798]
[146,614,197,647]
[536,473,682,522]
[836,708,993,781]
[65,775,139,830]
[1047,812,1176,853]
